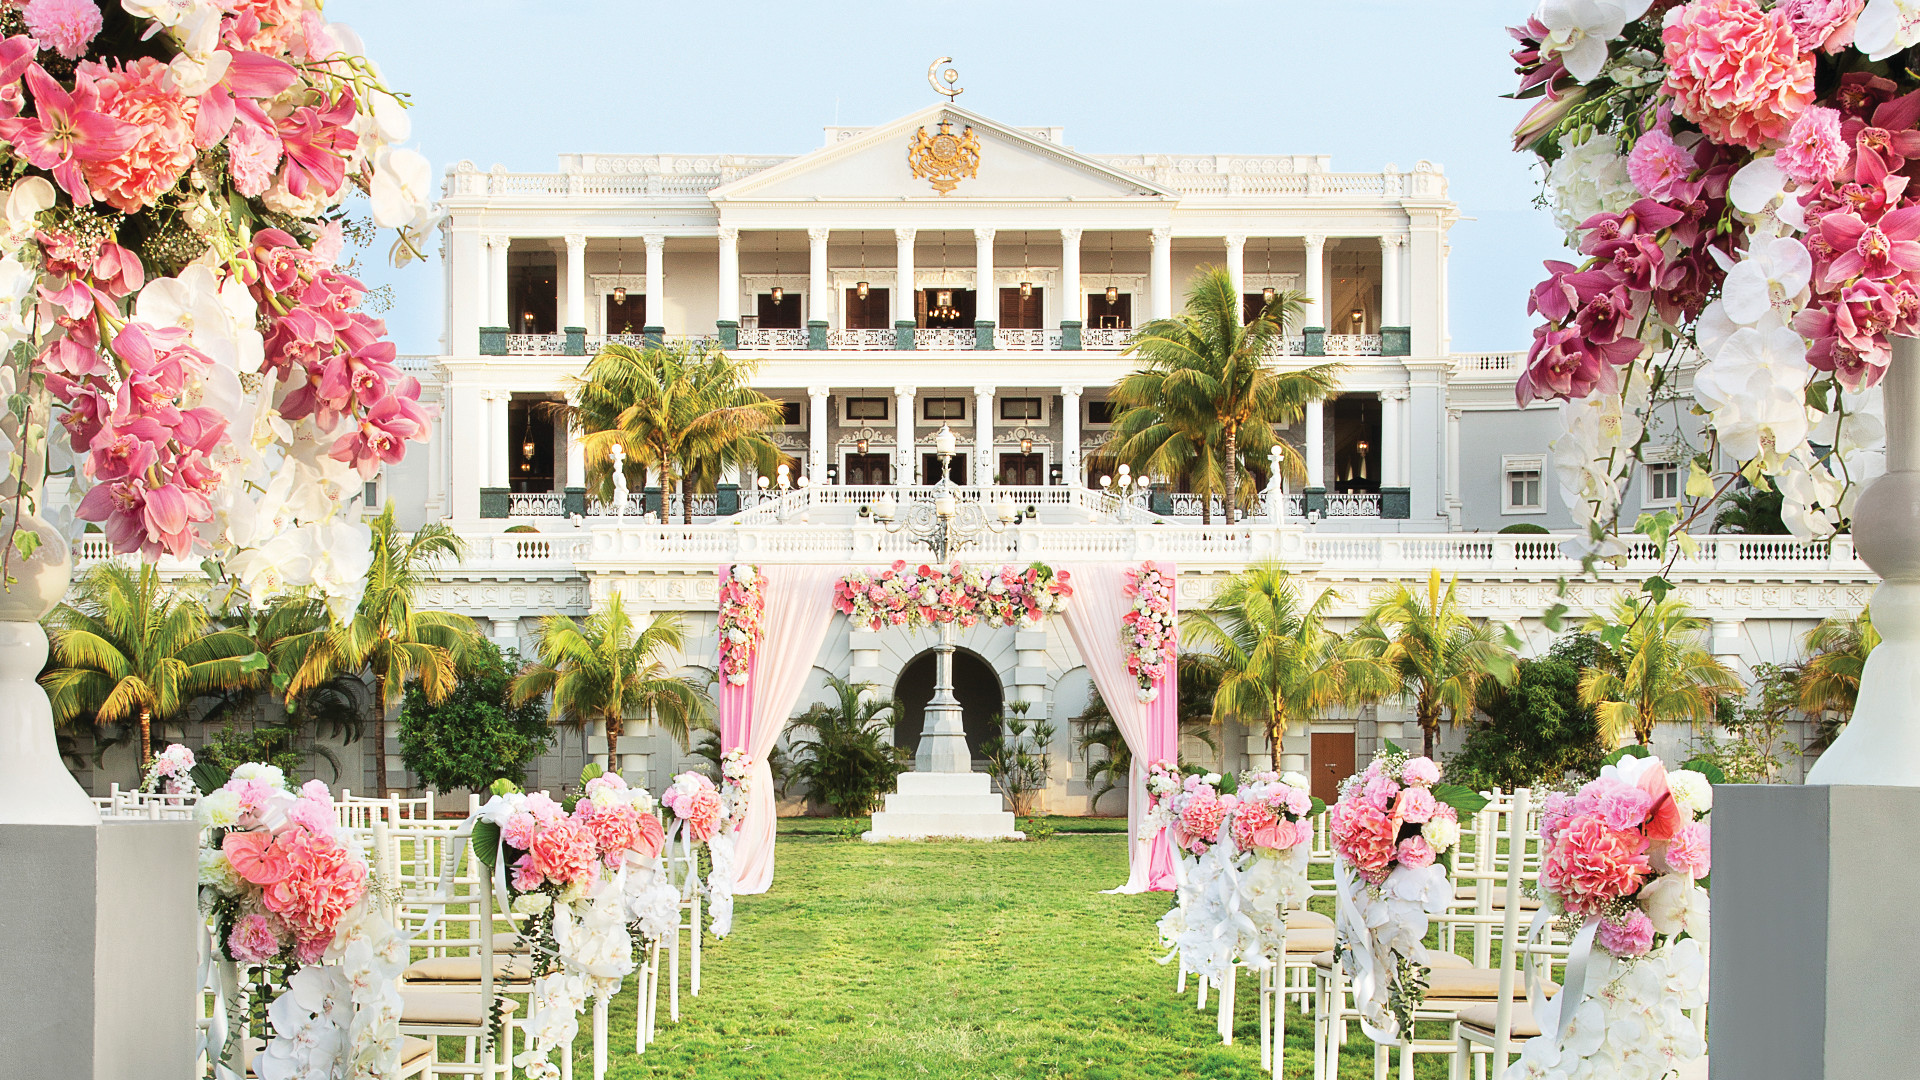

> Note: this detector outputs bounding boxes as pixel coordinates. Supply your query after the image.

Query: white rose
[1666,770,1713,816]
[1424,817,1460,853]
[195,788,241,828]
[230,762,284,788]
[511,893,551,915]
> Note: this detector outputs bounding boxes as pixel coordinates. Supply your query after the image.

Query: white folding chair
[664,821,703,1020]
[396,818,517,1080]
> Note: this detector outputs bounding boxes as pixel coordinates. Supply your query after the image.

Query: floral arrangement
[660,768,742,937]
[194,765,403,1079]
[1158,770,1226,855]
[140,740,196,794]
[1328,748,1484,1041]
[659,769,725,842]
[0,0,436,617]
[1138,758,1185,840]
[718,746,752,822]
[1121,561,1176,703]
[1504,0,1920,556]
[1506,750,1712,1079]
[716,563,765,686]
[834,560,1072,632]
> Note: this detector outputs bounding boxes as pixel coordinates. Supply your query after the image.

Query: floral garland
[834,560,1072,632]
[1121,561,1175,703]
[1328,749,1481,1041]
[0,0,435,619]
[141,741,197,795]
[716,563,766,686]
[1504,0,1920,560]
[194,766,403,1079]
[1139,758,1184,841]
[1505,751,1712,1080]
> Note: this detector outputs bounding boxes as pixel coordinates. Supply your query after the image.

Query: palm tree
[1712,480,1787,534]
[43,563,261,765]
[1576,595,1741,747]
[1797,607,1876,747]
[1184,563,1362,771]
[511,592,710,769]
[786,675,910,817]
[566,340,784,524]
[1348,570,1516,758]
[276,505,477,796]
[1104,267,1341,523]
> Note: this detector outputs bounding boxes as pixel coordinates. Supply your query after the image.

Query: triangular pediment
[710,105,1175,202]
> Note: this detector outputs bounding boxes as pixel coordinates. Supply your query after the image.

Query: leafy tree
[512,593,709,770]
[196,721,305,785]
[1712,479,1787,534]
[1691,660,1802,782]
[786,675,911,817]
[1450,633,1607,790]
[1074,660,1221,812]
[1577,595,1742,746]
[42,563,261,765]
[1185,563,1366,771]
[1348,570,1516,758]
[399,640,555,794]
[274,505,477,796]
[1797,607,1876,749]
[1103,267,1340,523]
[981,702,1056,818]
[567,341,783,523]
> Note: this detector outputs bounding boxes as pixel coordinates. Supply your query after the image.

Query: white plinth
[865,771,1022,841]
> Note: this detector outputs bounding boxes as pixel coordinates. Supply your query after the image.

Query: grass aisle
[590,833,1426,1080]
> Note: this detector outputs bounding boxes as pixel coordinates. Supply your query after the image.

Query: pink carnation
[1662,0,1816,150]
[1396,834,1436,869]
[1541,816,1652,916]
[1393,786,1437,824]
[1177,790,1226,851]
[1775,106,1850,184]
[1330,798,1398,878]
[526,818,600,889]
[78,58,198,214]
[575,801,643,867]
[500,810,536,851]
[1361,772,1400,811]
[22,0,102,60]
[1401,757,1441,787]
[1594,781,1656,831]
[228,113,284,198]
[1781,0,1863,53]
[226,913,285,963]
[1628,127,1693,201]
[673,787,724,843]
[1596,908,1656,958]
[1665,821,1712,878]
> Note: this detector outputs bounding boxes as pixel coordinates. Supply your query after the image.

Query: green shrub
[504,524,540,533]
[1448,633,1607,790]
[398,640,554,793]
[788,676,911,817]
[1017,817,1057,841]
[196,722,305,789]
[1498,522,1550,534]
[982,702,1056,817]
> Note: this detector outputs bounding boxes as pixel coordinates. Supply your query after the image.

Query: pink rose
[1596,908,1656,958]
[1393,786,1437,824]
[1664,821,1712,878]
[226,913,284,963]
[1396,834,1436,869]
[1401,757,1441,787]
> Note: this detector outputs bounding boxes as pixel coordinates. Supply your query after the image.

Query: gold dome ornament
[909,118,981,196]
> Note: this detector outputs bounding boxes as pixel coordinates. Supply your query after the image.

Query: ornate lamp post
[1098,462,1154,524]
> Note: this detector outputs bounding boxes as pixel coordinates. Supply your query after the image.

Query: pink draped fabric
[1057,562,1179,892]
[717,563,842,894]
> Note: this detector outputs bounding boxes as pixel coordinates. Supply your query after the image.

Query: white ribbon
[1522,909,1599,1046]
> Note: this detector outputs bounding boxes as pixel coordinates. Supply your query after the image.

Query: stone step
[879,792,1008,814]
[893,771,995,797]
[866,809,1021,840]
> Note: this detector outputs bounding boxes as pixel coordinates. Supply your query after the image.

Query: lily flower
[0,65,139,203]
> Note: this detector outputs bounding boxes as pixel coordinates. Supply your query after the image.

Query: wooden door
[922,453,966,484]
[605,293,646,334]
[844,453,891,485]
[998,287,1044,329]
[999,453,1043,486]
[843,287,890,329]
[1311,731,1356,805]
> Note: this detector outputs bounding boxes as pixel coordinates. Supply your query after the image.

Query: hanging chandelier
[1104,232,1118,305]
[1018,231,1032,299]
[857,234,869,299]
[1261,239,1275,304]
[770,234,784,304]
[931,234,959,319]
[613,238,626,304]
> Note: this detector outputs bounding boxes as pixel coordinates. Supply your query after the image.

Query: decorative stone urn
[0,510,93,823]
[1808,335,1920,785]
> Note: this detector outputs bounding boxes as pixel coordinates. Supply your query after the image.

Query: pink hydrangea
[1776,106,1851,184]
[575,801,642,867]
[1596,908,1656,958]
[1541,816,1652,916]
[1330,798,1398,878]
[1401,757,1441,787]
[1230,802,1278,852]
[22,0,102,60]
[1628,127,1693,200]
[1176,790,1226,851]
[1540,792,1577,845]
[259,827,368,961]
[1393,786,1437,824]
[1396,834,1436,869]
[520,817,600,890]
[1662,0,1817,150]
[1665,820,1712,877]
[1781,0,1863,53]
[227,913,284,963]
[1593,780,1656,831]
[78,58,198,214]
[1361,772,1400,811]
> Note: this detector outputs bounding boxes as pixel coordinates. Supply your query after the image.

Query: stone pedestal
[0,819,201,1078]
[866,772,1021,841]
[1711,785,1920,1079]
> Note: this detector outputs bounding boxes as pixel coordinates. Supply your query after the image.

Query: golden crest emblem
[907,119,981,196]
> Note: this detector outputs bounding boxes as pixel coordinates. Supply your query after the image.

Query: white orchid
[0,256,38,349]
[370,147,434,230]
[162,7,228,95]
[1707,380,1811,469]
[1727,156,1808,233]
[0,176,53,254]
[1779,457,1845,538]
[304,519,377,621]
[1692,326,1810,415]
[1534,0,1654,83]
[135,265,267,375]
[1720,237,1811,327]
[1856,0,1920,60]
[120,0,216,28]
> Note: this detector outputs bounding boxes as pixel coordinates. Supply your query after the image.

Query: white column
[1305,399,1325,489]
[808,227,831,328]
[1380,234,1404,326]
[1059,227,1082,327]
[808,386,830,485]
[564,234,586,329]
[486,234,509,326]
[1224,233,1247,321]
[643,233,665,331]
[1381,390,1406,489]
[1303,233,1326,329]
[564,393,585,491]
[894,385,916,486]
[470,232,490,336]
[1149,227,1173,320]
[452,384,483,518]
[1062,385,1083,486]
[715,227,739,325]
[488,391,510,488]
[973,385,995,486]
[894,228,917,327]
[1445,407,1462,526]
[974,228,996,327]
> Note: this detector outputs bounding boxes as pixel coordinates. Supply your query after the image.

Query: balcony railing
[1453,351,1524,376]
[506,333,566,355]
[735,328,808,350]
[1323,334,1382,356]
[913,328,976,349]
[827,328,895,350]
[994,329,1062,351]
[1082,327,1139,351]
[1283,493,1383,517]
[481,328,1423,358]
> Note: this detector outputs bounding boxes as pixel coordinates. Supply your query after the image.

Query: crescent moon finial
[926,57,963,102]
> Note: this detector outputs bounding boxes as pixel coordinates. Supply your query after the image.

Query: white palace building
[71,103,1876,805]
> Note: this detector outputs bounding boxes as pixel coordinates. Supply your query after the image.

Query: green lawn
[587,833,1453,1079]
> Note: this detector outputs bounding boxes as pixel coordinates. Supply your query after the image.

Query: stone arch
[892,647,1005,761]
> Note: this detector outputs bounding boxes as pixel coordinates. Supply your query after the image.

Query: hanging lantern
[857,281,870,300]
[1105,286,1119,305]
[937,288,953,309]
[1019,280,1033,300]
[521,439,535,459]
[1020,437,1033,454]
[856,437,869,454]
[1262,286,1276,303]
[613,286,627,304]
[772,285,784,304]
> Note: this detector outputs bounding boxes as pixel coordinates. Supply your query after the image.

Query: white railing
[1081,327,1139,351]
[994,329,1059,351]
[509,492,566,517]
[1453,351,1525,376]
[1260,337,1308,357]
[585,334,649,351]
[1323,334,1382,356]
[1284,493,1383,518]
[827,328,895,351]
[729,483,1142,525]
[735,328,807,350]
[913,328,976,349]
[506,333,566,355]
[1168,494,1270,519]
[585,494,646,517]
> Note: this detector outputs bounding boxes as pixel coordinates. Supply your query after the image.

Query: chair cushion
[400,990,519,1026]
[1309,948,1472,971]
[1454,884,1543,910]
[1425,966,1557,1000]
[403,954,534,983]
[493,932,528,953]
[1287,909,1335,930]
[1456,1000,1546,1040]
[1281,927,1338,955]
[401,1036,433,1068]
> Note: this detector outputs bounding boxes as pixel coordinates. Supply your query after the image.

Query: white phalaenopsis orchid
[1534,0,1655,83]
[0,256,37,350]
[135,265,267,375]
[1692,326,1810,415]
[0,177,53,254]
[370,147,433,230]
[1856,0,1920,61]
[1552,386,1646,530]
[1720,238,1812,327]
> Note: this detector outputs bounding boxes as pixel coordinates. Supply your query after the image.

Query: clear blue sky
[329,0,1559,355]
